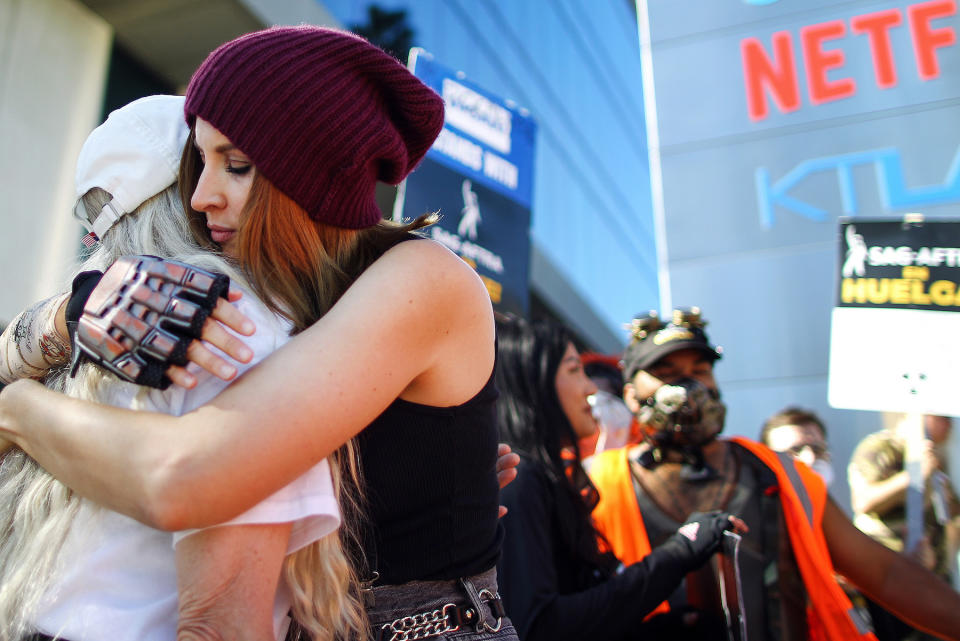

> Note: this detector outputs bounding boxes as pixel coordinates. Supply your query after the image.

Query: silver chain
[381,603,460,641]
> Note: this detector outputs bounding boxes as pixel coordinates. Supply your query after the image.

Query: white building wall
[0,0,111,324]
[240,0,339,28]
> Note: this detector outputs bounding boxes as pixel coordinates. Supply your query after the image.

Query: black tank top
[356,367,504,585]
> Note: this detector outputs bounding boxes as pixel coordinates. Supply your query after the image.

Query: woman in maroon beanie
[0,26,518,641]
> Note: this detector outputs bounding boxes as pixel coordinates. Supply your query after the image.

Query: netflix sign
[641,0,960,430]
[645,0,960,250]
[741,1,956,121]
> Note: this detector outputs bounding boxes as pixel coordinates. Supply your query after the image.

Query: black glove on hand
[659,510,736,572]
[67,255,229,390]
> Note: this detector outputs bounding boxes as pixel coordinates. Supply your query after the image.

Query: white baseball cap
[73,94,189,241]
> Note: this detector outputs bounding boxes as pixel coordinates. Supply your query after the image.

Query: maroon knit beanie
[184,26,444,229]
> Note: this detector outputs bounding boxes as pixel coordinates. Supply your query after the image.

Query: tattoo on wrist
[0,294,71,383]
[39,331,70,362]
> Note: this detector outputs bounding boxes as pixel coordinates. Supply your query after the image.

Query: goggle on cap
[620,307,723,384]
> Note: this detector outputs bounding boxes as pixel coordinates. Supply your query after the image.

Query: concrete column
[0,0,111,322]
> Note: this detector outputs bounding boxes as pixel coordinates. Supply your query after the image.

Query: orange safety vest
[588,437,877,641]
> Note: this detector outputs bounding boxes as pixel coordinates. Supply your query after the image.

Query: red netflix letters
[910,0,957,78]
[802,20,856,105]
[742,0,956,121]
[851,9,902,88]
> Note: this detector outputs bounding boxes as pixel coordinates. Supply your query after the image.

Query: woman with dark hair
[494,314,745,641]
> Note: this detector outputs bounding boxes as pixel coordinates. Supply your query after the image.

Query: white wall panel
[0,0,110,323]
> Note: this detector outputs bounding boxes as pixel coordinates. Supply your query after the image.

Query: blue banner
[402,50,537,315]
[411,51,536,209]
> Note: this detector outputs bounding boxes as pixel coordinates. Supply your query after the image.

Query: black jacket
[497,458,695,641]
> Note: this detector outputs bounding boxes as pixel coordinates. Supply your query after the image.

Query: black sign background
[402,157,532,315]
[836,219,960,311]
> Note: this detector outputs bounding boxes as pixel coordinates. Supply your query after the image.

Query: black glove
[65,270,104,340]
[67,255,229,389]
[658,510,736,572]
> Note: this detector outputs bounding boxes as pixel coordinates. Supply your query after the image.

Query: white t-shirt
[31,293,338,641]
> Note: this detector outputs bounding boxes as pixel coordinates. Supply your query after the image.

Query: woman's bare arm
[0,241,494,529]
[176,523,291,641]
[824,498,960,641]
[0,293,70,384]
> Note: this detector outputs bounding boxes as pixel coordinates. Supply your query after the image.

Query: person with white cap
[0,26,518,641]
[0,95,364,641]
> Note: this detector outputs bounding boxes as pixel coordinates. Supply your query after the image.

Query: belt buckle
[476,588,504,633]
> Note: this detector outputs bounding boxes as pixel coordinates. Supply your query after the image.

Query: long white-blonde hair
[0,185,368,640]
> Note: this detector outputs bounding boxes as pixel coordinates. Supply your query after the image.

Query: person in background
[582,353,623,397]
[494,314,744,641]
[761,406,876,634]
[0,95,357,641]
[580,353,636,457]
[849,414,960,641]
[589,307,960,641]
[761,406,834,488]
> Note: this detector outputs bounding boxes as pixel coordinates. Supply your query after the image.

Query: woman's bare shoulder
[376,236,473,269]
[354,237,495,404]
[362,238,491,308]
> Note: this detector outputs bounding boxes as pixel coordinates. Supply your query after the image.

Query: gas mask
[635,377,727,476]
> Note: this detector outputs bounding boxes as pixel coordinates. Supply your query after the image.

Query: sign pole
[634,0,671,315]
[903,412,925,555]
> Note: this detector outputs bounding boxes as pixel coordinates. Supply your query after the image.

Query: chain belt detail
[377,586,505,641]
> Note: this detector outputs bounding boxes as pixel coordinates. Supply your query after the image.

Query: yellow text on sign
[841,266,960,307]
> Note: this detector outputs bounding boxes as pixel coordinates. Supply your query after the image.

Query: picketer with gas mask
[588,308,960,641]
